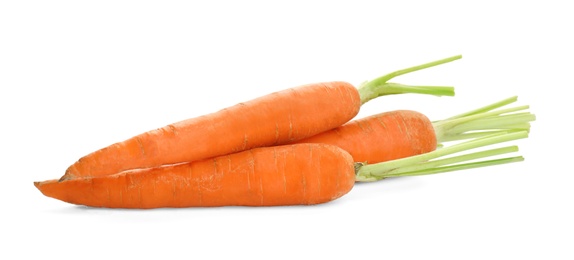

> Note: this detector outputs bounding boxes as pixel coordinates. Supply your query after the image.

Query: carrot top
[358,55,461,104]
[432,96,535,142]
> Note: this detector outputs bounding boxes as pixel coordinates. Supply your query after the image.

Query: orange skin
[295,110,437,164]
[62,82,360,181]
[36,144,356,208]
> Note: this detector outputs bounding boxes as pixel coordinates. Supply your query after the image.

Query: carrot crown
[358,55,461,104]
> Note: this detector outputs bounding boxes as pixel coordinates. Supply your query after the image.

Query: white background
[1,1,572,259]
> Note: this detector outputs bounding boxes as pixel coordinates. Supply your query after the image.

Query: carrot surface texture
[295,96,535,164]
[35,98,535,208]
[61,55,460,181]
[37,144,356,208]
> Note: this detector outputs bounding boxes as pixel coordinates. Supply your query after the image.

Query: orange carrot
[61,56,460,181]
[295,97,536,164]
[37,144,356,208]
[296,110,436,163]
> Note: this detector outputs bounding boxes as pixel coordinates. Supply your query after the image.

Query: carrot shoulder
[62,55,460,181]
[38,144,355,208]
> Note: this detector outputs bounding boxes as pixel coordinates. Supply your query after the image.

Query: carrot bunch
[34,55,536,208]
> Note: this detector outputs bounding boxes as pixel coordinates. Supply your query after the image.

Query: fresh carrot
[61,56,460,181]
[295,96,535,164]
[37,143,356,208]
[35,126,532,208]
[295,110,437,163]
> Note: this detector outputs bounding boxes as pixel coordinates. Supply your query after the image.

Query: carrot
[61,55,460,181]
[35,121,533,208]
[295,96,535,164]
[37,143,356,208]
[295,110,437,163]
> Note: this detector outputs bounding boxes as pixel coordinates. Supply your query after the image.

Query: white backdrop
[2,1,572,259]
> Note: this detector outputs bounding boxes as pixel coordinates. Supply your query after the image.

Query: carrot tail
[357,55,461,104]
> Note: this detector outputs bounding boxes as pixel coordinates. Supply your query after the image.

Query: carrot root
[61,81,362,180]
[37,144,356,208]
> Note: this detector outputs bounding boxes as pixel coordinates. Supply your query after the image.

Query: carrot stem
[382,156,525,178]
[366,55,463,84]
[384,146,519,176]
[447,114,534,134]
[381,83,455,96]
[355,131,529,182]
[432,97,536,142]
[358,55,461,104]
[437,129,521,142]
[444,96,518,120]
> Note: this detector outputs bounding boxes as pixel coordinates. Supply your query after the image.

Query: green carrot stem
[384,146,519,176]
[366,55,462,84]
[355,131,529,181]
[358,55,461,104]
[382,156,525,178]
[445,117,534,136]
[432,95,535,143]
[376,83,455,96]
[447,113,535,134]
[434,105,530,134]
[437,129,522,142]
[445,96,518,120]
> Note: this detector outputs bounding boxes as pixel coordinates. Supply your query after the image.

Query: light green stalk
[355,131,529,182]
[443,96,519,120]
[357,55,461,104]
[432,96,536,143]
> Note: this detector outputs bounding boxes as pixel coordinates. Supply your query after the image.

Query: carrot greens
[357,55,461,104]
